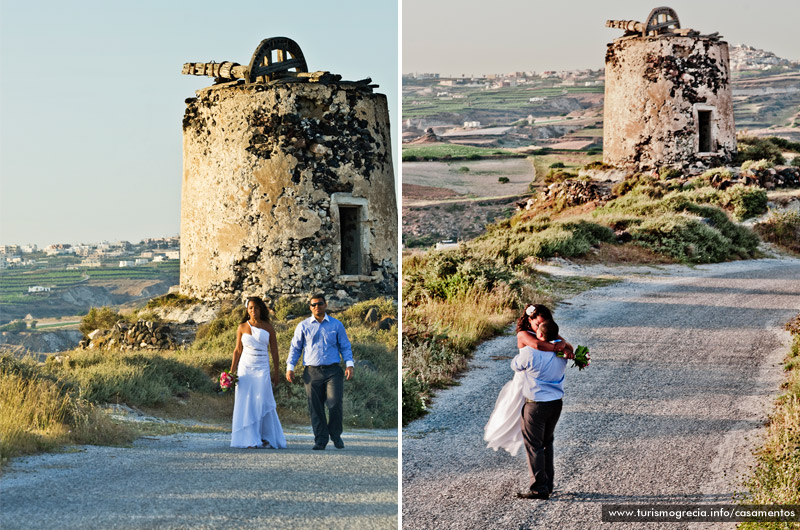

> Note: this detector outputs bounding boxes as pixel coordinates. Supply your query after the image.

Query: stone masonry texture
[180,82,397,301]
[604,35,736,170]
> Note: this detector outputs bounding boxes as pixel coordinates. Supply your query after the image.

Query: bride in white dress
[484,304,572,455]
[230,297,287,449]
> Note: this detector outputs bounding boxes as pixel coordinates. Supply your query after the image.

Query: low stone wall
[81,320,180,351]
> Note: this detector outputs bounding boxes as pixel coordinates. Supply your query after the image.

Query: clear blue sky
[0,0,398,247]
[404,0,800,76]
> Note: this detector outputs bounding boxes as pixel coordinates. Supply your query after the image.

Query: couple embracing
[484,303,575,500]
[229,293,354,451]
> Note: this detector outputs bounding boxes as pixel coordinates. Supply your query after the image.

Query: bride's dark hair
[241,297,271,324]
[515,304,554,333]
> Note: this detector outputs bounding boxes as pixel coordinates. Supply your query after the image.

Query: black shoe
[516,490,549,500]
[312,443,326,450]
[331,436,344,449]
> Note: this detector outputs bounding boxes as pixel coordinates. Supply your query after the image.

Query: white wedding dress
[484,371,525,456]
[231,325,287,449]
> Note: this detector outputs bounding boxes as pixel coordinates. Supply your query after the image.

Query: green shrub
[720,185,768,221]
[544,169,577,184]
[585,161,614,171]
[195,302,243,342]
[741,159,774,172]
[402,373,427,425]
[792,156,800,168]
[700,167,732,180]
[404,234,439,248]
[659,167,683,180]
[44,352,215,406]
[736,136,786,165]
[145,293,200,309]
[766,136,800,152]
[402,154,418,162]
[629,211,757,263]
[549,162,565,168]
[458,166,470,173]
[273,297,309,321]
[0,321,27,332]
[79,307,125,336]
[466,154,481,160]
[498,177,510,183]
[611,173,661,197]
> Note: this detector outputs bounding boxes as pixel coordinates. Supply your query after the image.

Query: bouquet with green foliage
[557,345,591,370]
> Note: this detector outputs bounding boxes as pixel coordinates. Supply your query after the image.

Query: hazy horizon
[0,0,398,248]
[403,0,800,77]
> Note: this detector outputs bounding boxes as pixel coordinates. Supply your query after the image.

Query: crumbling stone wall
[180,82,397,301]
[604,35,736,170]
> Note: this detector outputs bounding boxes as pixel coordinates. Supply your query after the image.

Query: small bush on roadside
[549,162,565,168]
[458,166,470,173]
[739,315,800,515]
[719,185,768,221]
[754,211,800,254]
[402,372,428,426]
[498,177,509,183]
[0,354,135,461]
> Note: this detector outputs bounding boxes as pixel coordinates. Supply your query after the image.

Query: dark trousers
[521,399,562,494]
[302,364,344,446]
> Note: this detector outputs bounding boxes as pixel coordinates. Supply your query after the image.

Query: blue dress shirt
[511,346,567,402]
[287,314,354,371]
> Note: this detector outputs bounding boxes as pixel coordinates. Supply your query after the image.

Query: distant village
[0,237,180,271]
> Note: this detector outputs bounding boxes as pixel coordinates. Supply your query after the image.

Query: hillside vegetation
[2,297,397,461]
[401,149,799,424]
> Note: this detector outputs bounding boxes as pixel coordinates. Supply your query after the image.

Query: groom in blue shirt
[286,293,354,450]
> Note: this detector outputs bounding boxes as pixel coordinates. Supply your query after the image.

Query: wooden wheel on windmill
[643,7,680,36]
[246,37,308,83]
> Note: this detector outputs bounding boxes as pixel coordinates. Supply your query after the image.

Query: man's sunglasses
[310,302,325,307]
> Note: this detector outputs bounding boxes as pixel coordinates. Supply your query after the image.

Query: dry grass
[0,362,134,462]
[405,284,518,355]
[740,324,800,526]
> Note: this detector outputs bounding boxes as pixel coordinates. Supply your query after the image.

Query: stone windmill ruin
[180,37,397,302]
[603,7,736,171]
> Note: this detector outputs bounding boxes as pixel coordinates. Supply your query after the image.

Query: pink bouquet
[219,370,238,392]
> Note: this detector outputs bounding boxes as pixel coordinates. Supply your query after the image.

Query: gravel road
[402,257,800,529]
[1,428,397,529]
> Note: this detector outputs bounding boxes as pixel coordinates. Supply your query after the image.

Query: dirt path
[1,428,397,529]
[402,257,800,529]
